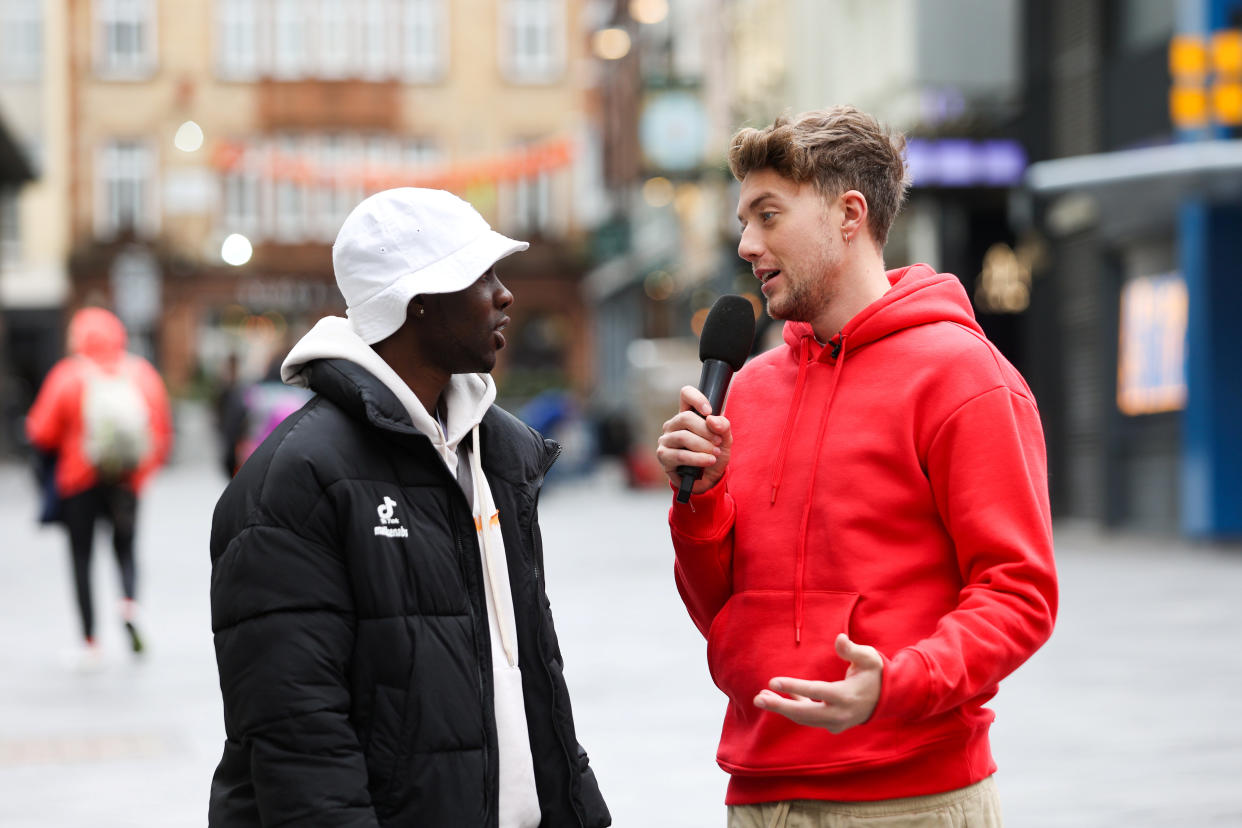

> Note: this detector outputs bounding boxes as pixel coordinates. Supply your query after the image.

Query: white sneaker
[74,641,105,673]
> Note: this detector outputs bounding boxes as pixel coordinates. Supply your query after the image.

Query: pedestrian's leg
[60,490,97,641]
[107,485,143,653]
[60,488,103,669]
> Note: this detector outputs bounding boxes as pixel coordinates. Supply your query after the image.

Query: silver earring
[415,306,425,317]
[843,231,851,247]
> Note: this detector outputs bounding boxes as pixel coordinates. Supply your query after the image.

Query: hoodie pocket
[707,589,859,707]
[706,589,898,773]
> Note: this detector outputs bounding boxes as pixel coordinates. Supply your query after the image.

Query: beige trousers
[727,777,1002,828]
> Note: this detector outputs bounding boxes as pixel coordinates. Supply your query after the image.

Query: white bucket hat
[332,188,529,344]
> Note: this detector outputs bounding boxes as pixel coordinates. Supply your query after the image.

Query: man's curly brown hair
[728,106,910,246]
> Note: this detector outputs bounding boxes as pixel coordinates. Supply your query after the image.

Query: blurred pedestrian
[656,106,1058,827]
[208,188,610,828]
[26,307,173,668]
[210,352,247,477]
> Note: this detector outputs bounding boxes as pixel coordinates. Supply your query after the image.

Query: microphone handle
[675,359,734,503]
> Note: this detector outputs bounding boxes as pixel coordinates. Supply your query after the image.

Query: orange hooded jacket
[26,308,173,497]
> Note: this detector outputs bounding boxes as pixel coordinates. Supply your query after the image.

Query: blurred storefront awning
[0,116,34,184]
[1025,140,1242,237]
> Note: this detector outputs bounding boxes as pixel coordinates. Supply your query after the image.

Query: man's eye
[760,211,776,221]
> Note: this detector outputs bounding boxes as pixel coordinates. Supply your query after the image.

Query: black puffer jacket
[209,358,610,828]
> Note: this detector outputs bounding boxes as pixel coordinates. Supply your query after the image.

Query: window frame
[95,139,159,239]
[401,0,448,84]
[215,0,260,81]
[0,0,43,81]
[94,0,157,81]
[499,0,566,85]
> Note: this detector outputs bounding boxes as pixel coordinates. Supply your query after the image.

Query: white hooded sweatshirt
[282,316,541,828]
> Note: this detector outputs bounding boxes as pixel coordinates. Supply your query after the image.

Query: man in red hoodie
[27,307,173,668]
[656,106,1057,826]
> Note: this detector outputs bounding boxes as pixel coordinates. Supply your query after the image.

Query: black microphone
[676,295,756,503]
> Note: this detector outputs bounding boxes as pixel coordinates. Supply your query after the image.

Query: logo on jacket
[374,496,408,538]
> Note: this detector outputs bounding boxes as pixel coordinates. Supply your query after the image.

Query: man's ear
[410,295,427,318]
[840,190,869,240]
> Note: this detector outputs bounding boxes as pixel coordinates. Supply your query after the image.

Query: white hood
[280,316,496,470]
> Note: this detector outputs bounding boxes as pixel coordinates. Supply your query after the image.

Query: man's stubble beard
[765,256,838,324]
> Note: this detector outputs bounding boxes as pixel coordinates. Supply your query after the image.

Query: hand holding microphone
[656,295,755,503]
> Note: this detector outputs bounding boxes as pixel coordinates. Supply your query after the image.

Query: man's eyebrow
[737,191,779,222]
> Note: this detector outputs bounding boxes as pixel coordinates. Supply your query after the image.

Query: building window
[218,132,450,243]
[94,0,156,79]
[503,139,551,235]
[0,0,42,81]
[216,0,259,80]
[222,144,262,237]
[501,0,564,84]
[317,0,353,79]
[315,134,354,241]
[0,186,20,269]
[360,0,394,79]
[401,0,447,82]
[96,140,157,239]
[513,171,551,234]
[271,0,308,79]
[403,137,441,170]
[272,135,307,241]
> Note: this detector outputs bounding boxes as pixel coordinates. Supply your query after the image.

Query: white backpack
[80,357,151,478]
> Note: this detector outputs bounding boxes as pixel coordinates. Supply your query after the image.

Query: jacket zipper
[528,442,585,827]
[455,498,496,828]
[529,441,561,586]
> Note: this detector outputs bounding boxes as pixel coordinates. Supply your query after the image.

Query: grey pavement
[1,402,1241,827]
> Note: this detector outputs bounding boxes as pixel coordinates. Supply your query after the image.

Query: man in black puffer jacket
[209,188,610,828]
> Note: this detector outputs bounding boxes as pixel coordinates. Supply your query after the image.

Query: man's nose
[737,225,762,262]
[495,281,514,309]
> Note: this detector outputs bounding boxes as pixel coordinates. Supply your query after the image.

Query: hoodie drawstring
[768,335,813,504]
[791,334,847,644]
[470,424,518,667]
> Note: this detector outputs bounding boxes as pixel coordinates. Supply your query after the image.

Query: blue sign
[1117,272,1189,416]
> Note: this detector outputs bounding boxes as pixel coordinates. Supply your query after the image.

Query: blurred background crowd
[0,0,1239,539]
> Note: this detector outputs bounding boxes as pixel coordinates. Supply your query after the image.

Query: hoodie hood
[68,307,128,364]
[281,315,496,469]
[782,263,983,356]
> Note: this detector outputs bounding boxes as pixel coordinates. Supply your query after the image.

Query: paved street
[2,403,1241,827]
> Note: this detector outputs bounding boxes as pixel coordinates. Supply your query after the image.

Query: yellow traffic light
[1211,30,1242,77]
[1170,34,1208,78]
[1212,81,1242,125]
[1171,84,1209,128]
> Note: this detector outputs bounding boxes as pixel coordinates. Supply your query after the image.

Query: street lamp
[174,120,204,153]
[221,233,253,266]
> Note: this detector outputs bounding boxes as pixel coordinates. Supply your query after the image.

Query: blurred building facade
[583,0,1240,538]
[1020,0,1242,539]
[583,0,739,455]
[0,0,71,453]
[7,0,605,415]
[583,0,1034,464]
[731,0,1031,362]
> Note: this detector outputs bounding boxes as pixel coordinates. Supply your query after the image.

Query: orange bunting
[211,136,576,194]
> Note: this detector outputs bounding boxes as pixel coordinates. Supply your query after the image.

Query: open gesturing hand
[753,633,884,734]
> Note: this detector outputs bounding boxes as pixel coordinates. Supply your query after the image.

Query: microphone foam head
[699,295,756,370]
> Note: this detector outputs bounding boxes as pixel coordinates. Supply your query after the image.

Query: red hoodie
[669,264,1057,804]
[26,308,173,497]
